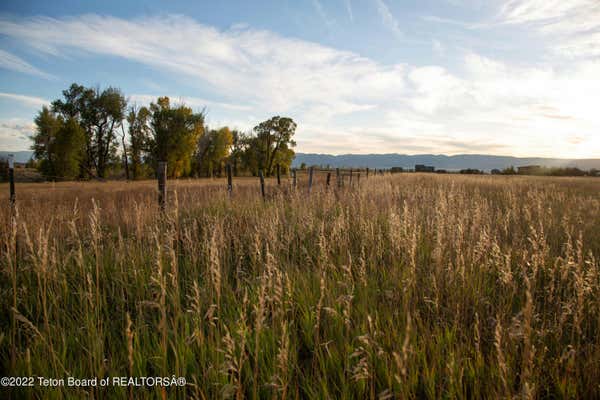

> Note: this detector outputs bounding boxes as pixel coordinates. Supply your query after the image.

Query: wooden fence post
[326,172,331,188]
[357,173,360,186]
[226,164,233,197]
[259,170,266,200]
[8,154,15,207]
[336,168,341,188]
[292,169,297,189]
[157,161,167,211]
[308,167,314,194]
[349,169,353,186]
[276,164,281,186]
[366,167,369,179]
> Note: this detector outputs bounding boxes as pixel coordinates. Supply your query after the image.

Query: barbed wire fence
[4,158,395,212]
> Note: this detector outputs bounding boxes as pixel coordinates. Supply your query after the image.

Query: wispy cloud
[421,15,491,30]
[498,0,600,57]
[0,92,49,107]
[374,0,403,39]
[0,15,403,118]
[0,49,54,79]
[0,14,598,157]
[344,0,354,22]
[312,0,335,28]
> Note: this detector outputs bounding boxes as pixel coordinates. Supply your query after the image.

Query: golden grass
[1,173,599,399]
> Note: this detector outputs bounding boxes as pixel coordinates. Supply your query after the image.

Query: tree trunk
[121,125,129,180]
[267,142,280,177]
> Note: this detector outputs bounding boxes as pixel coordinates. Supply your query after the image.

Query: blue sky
[0,0,599,157]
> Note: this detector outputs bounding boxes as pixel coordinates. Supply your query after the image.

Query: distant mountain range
[3,150,599,172]
[292,153,600,172]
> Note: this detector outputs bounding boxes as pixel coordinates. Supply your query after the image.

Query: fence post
[366,167,369,179]
[8,154,15,207]
[258,170,266,201]
[336,168,341,188]
[308,167,314,194]
[349,169,353,186]
[326,172,331,188]
[157,161,167,211]
[276,164,281,186]
[292,169,297,189]
[357,173,360,186]
[226,164,233,197]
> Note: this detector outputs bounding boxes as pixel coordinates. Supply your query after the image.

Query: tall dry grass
[1,173,599,398]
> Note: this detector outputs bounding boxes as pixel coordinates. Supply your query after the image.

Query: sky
[0,0,599,158]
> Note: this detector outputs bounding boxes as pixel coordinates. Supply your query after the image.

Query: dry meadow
[1,173,599,399]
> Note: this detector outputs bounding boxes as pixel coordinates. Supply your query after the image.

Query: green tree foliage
[196,127,234,177]
[31,107,85,179]
[127,105,152,179]
[229,129,248,176]
[148,97,204,178]
[52,83,126,178]
[32,107,61,176]
[250,116,296,176]
[31,84,300,180]
[52,119,86,178]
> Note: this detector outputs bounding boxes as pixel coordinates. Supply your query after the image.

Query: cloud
[0,14,598,157]
[498,0,600,57]
[374,0,403,39]
[432,40,445,57]
[344,0,354,22]
[312,0,335,28]
[0,14,404,117]
[421,15,489,30]
[0,119,36,151]
[0,49,54,79]
[498,0,597,28]
[0,92,49,107]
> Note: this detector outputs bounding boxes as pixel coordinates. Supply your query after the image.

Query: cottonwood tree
[148,97,204,178]
[32,106,85,179]
[196,127,234,177]
[229,129,249,176]
[51,83,127,178]
[251,116,296,176]
[126,105,152,179]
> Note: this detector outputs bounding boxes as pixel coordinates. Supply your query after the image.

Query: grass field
[1,173,599,399]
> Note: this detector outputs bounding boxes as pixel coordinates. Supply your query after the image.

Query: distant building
[415,164,435,172]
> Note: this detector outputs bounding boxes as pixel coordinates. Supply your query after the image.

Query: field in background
[1,174,599,399]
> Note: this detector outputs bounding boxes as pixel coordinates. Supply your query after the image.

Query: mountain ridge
[292,153,600,171]
[3,150,599,172]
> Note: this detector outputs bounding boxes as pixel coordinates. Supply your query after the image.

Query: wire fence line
[155,165,391,206]
[4,161,393,211]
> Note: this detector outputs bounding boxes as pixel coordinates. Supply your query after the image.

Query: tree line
[31,83,296,180]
